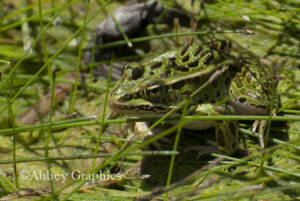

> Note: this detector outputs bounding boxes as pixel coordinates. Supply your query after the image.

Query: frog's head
[109,40,228,117]
[109,62,171,117]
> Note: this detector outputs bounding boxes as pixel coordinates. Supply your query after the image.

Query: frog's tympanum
[109,39,273,154]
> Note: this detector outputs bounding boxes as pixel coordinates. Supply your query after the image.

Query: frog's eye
[121,62,144,80]
[144,82,165,99]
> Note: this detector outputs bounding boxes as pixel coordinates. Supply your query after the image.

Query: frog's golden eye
[121,62,144,80]
[145,82,165,99]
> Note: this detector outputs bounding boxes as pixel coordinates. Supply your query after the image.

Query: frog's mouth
[109,98,170,117]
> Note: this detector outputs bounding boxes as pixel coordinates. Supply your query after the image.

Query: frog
[109,39,274,155]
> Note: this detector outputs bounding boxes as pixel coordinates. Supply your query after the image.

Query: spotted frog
[109,39,274,154]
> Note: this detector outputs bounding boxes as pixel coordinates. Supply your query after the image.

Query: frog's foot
[134,122,171,149]
[252,120,267,149]
[135,122,154,140]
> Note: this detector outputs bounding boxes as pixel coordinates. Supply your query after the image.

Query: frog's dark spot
[132,67,143,80]
[217,130,225,147]
[160,70,171,79]
[180,44,190,56]
[183,90,192,96]
[247,74,252,83]
[212,80,218,88]
[239,97,246,103]
[174,66,189,72]
[149,71,155,76]
[203,54,214,65]
[234,76,243,88]
[221,40,228,50]
[235,81,243,88]
[168,57,177,67]
[150,62,163,69]
[242,69,248,77]
[172,80,185,89]
[194,46,203,56]
[188,60,199,67]
[216,91,220,97]
[229,89,233,94]
[205,94,209,101]
[229,122,236,136]
[181,55,190,62]
[225,77,230,86]
[232,142,237,149]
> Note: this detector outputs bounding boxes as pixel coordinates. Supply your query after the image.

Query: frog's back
[144,40,232,80]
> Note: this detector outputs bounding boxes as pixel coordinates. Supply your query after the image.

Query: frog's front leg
[195,104,238,155]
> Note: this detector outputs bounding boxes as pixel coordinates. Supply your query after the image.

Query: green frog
[109,39,273,154]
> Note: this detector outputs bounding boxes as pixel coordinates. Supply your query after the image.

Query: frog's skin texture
[109,39,273,154]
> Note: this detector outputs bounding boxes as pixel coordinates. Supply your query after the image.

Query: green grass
[0,0,299,200]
